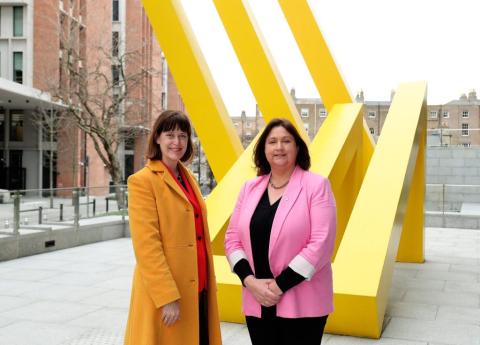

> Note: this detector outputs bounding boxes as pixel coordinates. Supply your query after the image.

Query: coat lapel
[146,160,189,204]
[269,166,304,259]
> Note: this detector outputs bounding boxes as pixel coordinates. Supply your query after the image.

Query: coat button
[195,213,199,218]
[197,235,202,241]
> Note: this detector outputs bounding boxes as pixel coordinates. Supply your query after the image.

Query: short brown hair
[253,118,310,175]
[146,110,194,162]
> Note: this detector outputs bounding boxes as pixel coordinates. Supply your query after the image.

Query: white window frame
[429,111,438,119]
[369,127,375,135]
[368,111,376,118]
[300,108,309,117]
[461,123,469,136]
[319,109,327,118]
[442,111,449,118]
[462,111,469,118]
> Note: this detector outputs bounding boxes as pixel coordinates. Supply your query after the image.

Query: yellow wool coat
[124,160,222,345]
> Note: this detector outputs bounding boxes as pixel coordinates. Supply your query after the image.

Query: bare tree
[36,3,160,207]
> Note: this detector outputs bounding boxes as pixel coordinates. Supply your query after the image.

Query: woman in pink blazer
[224,118,336,345]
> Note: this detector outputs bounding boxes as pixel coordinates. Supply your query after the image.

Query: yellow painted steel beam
[397,112,426,263]
[278,0,376,172]
[327,82,427,337]
[278,0,351,109]
[309,103,364,257]
[212,0,308,142]
[207,134,260,255]
[141,0,243,180]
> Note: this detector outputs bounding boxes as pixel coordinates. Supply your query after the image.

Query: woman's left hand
[267,280,283,296]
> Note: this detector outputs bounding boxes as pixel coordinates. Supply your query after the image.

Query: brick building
[0,0,183,191]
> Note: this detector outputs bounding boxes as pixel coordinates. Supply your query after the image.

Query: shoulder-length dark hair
[253,118,310,176]
[146,110,194,162]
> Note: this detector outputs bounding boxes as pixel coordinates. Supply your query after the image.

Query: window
[429,111,438,118]
[9,150,22,168]
[112,0,119,21]
[319,109,327,117]
[462,111,469,118]
[161,92,166,110]
[10,111,24,141]
[125,137,135,151]
[112,32,119,57]
[442,111,449,118]
[369,127,375,135]
[13,7,23,37]
[463,143,471,148]
[368,111,376,118]
[0,112,4,142]
[462,123,469,136]
[13,52,23,84]
[300,108,309,117]
[112,65,120,86]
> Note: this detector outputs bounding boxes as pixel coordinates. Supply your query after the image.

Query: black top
[233,188,305,318]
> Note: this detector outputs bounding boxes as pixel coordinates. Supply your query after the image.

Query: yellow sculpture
[141,0,425,338]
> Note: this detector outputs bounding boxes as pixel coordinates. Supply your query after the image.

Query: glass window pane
[13,52,23,84]
[0,112,4,141]
[13,7,23,37]
[10,111,24,141]
[112,0,119,21]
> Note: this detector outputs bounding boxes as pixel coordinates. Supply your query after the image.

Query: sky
[181,0,480,116]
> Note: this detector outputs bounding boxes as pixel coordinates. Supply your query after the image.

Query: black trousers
[199,290,209,345]
[246,315,328,345]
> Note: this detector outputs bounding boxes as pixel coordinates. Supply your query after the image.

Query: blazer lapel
[269,166,304,259]
[146,160,189,204]
[241,175,269,263]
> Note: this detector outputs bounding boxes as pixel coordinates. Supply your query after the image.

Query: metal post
[38,206,43,224]
[13,191,20,235]
[73,188,80,230]
[106,197,109,213]
[121,187,126,222]
[442,183,445,227]
[93,199,96,217]
[59,203,63,221]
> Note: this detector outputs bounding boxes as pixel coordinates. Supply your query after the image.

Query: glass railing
[425,183,480,214]
[0,185,128,235]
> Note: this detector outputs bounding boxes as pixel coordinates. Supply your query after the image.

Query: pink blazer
[224,166,336,318]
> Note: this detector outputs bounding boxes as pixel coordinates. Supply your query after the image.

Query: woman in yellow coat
[124,110,222,345]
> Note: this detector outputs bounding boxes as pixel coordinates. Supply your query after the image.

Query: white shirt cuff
[227,249,248,272]
[289,255,316,281]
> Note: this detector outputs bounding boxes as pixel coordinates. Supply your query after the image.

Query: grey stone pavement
[0,227,480,345]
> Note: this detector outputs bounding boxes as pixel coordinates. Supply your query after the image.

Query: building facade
[0,0,183,191]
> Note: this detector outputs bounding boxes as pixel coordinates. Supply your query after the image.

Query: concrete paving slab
[382,317,480,345]
[436,305,480,326]
[0,296,32,313]
[325,336,428,344]
[0,321,87,345]
[445,281,480,294]
[67,307,127,329]
[386,302,437,321]
[20,284,110,303]
[2,301,101,323]
[403,289,479,307]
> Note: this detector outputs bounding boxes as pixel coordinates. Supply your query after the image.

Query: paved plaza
[0,227,479,345]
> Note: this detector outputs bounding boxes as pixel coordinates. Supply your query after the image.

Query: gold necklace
[269,177,289,189]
